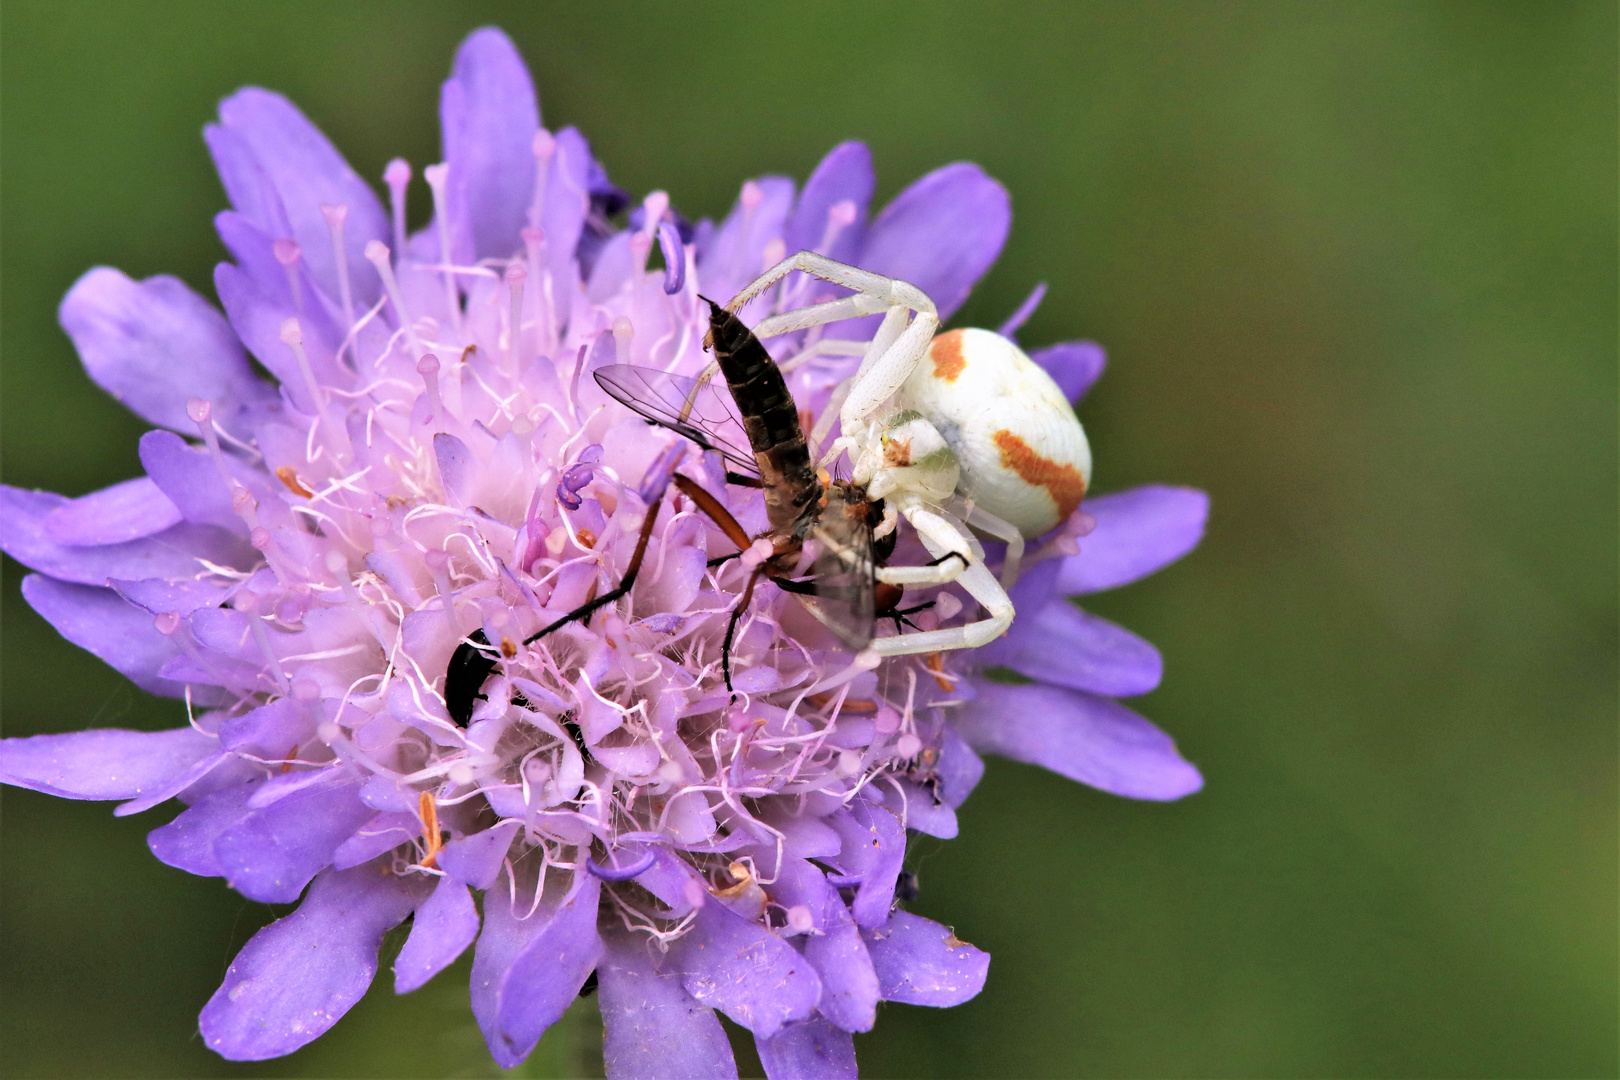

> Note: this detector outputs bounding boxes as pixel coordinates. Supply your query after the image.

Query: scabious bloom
[0,27,1206,1079]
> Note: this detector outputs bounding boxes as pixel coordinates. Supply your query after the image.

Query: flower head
[0,27,1206,1076]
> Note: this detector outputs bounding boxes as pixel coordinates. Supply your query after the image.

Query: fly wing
[594,364,760,478]
[793,485,876,651]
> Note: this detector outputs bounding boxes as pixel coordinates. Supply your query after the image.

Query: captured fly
[596,300,924,685]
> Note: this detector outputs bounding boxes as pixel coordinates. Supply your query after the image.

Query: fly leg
[442,502,662,728]
[721,566,766,692]
[670,473,788,694]
[521,500,664,645]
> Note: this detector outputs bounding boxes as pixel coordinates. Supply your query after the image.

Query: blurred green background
[1,2,1614,1077]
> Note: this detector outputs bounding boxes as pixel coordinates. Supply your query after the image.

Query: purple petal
[1030,341,1106,402]
[148,780,259,877]
[471,871,603,1068]
[698,176,795,305]
[394,876,480,993]
[331,811,418,870]
[804,900,880,1033]
[45,477,182,546]
[756,1017,858,1080]
[857,162,1009,321]
[2,485,248,587]
[211,87,387,307]
[785,141,873,263]
[932,721,985,810]
[213,261,346,411]
[218,698,317,758]
[668,898,821,1038]
[1056,486,1210,594]
[862,911,989,1007]
[954,681,1202,800]
[114,749,230,817]
[110,576,233,616]
[539,126,592,321]
[199,864,424,1060]
[436,820,519,890]
[760,856,838,932]
[18,575,192,698]
[627,846,705,917]
[439,27,539,262]
[493,875,604,1061]
[212,775,376,903]
[434,432,476,504]
[57,268,271,435]
[983,598,1163,698]
[213,210,347,349]
[895,779,958,839]
[828,798,907,928]
[137,430,248,534]
[0,726,215,801]
[599,928,737,1080]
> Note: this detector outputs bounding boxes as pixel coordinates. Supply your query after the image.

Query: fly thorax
[865,411,959,503]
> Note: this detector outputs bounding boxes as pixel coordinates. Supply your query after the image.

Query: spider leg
[959,501,1027,588]
[866,505,1014,656]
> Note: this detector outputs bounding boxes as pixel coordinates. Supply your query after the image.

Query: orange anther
[417,791,443,869]
[275,466,314,497]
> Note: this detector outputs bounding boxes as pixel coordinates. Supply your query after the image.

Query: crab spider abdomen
[900,327,1092,537]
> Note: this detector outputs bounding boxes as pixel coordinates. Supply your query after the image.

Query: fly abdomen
[705,300,819,532]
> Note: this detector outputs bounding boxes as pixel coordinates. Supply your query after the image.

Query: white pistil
[383,158,411,259]
[235,589,291,695]
[636,191,669,275]
[522,226,551,351]
[424,548,456,630]
[364,241,424,359]
[612,316,633,366]
[417,353,444,425]
[273,239,304,313]
[422,163,463,336]
[504,262,526,373]
[319,203,356,334]
[279,318,327,417]
[528,129,554,230]
[186,398,233,488]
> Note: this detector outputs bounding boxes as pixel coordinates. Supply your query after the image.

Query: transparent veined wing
[775,482,876,651]
[594,364,760,479]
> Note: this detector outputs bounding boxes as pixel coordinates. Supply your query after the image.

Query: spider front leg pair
[727,252,1022,653]
[727,250,941,452]
[866,500,1014,655]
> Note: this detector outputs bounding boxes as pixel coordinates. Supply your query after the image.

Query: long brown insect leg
[672,474,752,551]
[722,566,765,692]
[523,497,664,645]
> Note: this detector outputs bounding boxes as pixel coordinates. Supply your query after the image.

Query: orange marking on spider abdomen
[992,430,1088,520]
[928,329,969,382]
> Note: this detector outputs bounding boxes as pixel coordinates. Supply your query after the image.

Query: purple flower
[0,26,1206,1078]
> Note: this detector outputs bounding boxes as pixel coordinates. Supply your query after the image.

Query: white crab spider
[719,250,1092,657]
